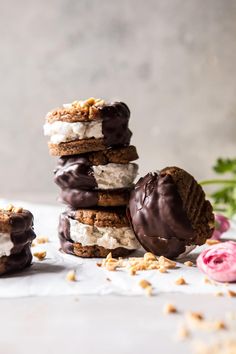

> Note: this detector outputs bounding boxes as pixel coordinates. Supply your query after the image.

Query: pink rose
[211,214,230,240]
[197,241,236,282]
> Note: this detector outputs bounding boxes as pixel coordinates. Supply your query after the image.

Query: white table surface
[0,197,235,353]
[0,293,235,354]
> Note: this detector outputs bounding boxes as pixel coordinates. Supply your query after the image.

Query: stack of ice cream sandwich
[44,98,140,257]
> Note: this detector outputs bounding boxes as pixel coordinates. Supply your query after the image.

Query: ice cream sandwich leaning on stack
[44,98,140,257]
[0,205,36,275]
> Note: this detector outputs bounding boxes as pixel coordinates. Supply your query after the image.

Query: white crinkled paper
[0,199,235,298]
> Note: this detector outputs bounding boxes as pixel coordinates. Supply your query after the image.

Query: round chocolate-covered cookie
[128,167,215,259]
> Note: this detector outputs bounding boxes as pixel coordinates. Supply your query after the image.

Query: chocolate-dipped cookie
[0,205,36,275]
[59,208,140,258]
[44,98,132,156]
[128,167,215,259]
[54,145,138,190]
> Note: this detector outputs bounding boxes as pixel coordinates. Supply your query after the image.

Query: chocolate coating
[100,102,132,147]
[54,156,96,190]
[0,245,33,276]
[128,168,214,259]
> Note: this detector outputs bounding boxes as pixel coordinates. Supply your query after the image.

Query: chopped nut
[163,303,177,314]
[159,266,167,273]
[96,262,102,267]
[159,256,176,269]
[227,289,236,297]
[5,204,14,211]
[36,236,49,244]
[139,279,152,289]
[31,242,36,247]
[129,266,137,276]
[214,291,224,297]
[85,97,95,105]
[184,261,193,267]
[214,320,226,330]
[175,277,187,285]
[144,252,157,261]
[13,207,23,213]
[206,239,221,246]
[187,312,204,321]
[177,326,190,340]
[138,279,153,296]
[204,277,211,284]
[106,278,111,282]
[106,252,112,260]
[33,251,46,261]
[66,270,76,282]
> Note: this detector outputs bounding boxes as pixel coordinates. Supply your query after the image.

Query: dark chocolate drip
[100,102,132,147]
[59,188,99,209]
[58,213,74,255]
[10,228,36,255]
[54,156,97,190]
[9,211,34,233]
[128,172,194,258]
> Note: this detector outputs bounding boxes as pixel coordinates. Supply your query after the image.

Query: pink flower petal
[197,241,236,282]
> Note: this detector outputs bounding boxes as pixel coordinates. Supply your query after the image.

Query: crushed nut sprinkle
[99,252,177,274]
[163,303,177,314]
[36,236,49,244]
[204,277,211,284]
[227,289,236,297]
[138,279,153,296]
[66,270,77,282]
[177,326,190,340]
[5,204,14,212]
[206,239,221,246]
[33,251,46,261]
[214,291,224,297]
[187,312,204,322]
[184,261,193,267]
[175,277,187,285]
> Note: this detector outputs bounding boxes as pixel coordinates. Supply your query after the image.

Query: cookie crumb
[184,261,193,267]
[66,270,76,282]
[33,251,46,261]
[36,236,49,244]
[96,262,102,267]
[144,252,157,261]
[163,303,177,314]
[175,277,187,285]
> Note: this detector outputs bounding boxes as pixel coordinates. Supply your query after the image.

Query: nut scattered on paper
[66,270,77,282]
[33,251,46,261]
[163,303,177,314]
[100,252,177,274]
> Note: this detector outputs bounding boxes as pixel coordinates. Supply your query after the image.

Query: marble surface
[0,0,236,198]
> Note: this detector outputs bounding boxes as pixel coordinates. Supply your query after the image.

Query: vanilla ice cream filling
[44,120,103,144]
[92,163,138,189]
[0,232,14,257]
[69,219,140,250]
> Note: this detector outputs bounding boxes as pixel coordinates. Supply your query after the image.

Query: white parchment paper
[0,199,235,297]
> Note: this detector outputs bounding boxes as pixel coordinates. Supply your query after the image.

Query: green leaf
[213,158,236,174]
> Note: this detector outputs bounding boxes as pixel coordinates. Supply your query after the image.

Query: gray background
[0,0,235,202]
